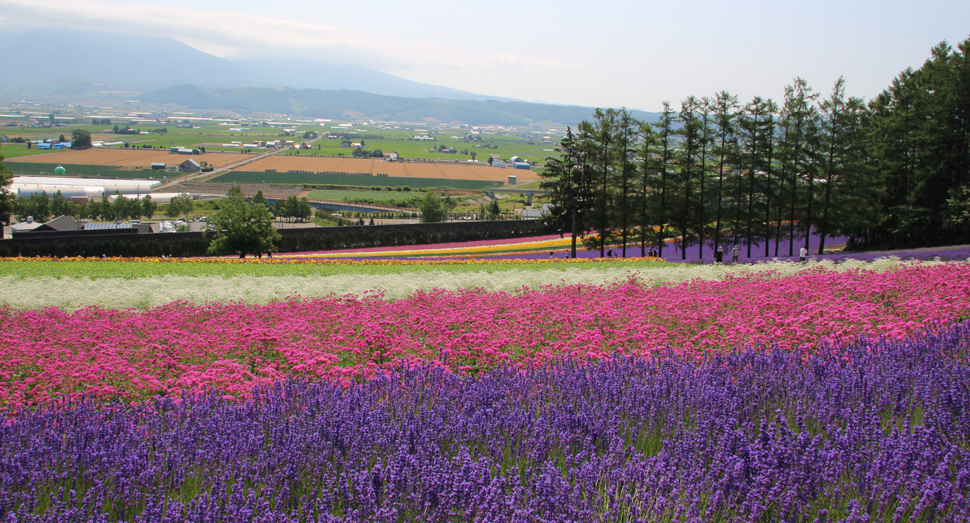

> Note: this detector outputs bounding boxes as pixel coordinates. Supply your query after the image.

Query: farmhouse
[10,220,44,234]
[32,215,81,232]
[151,162,166,170]
[179,159,201,173]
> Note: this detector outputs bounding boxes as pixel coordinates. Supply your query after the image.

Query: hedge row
[0,221,550,258]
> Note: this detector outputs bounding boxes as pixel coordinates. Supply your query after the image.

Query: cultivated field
[240,156,540,182]
[4,162,152,178]
[210,171,499,190]
[9,149,257,169]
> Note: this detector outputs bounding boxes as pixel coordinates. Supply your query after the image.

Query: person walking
[731,245,740,264]
[715,247,724,264]
[799,245,808,262]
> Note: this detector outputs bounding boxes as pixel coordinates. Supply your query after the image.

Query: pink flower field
[2,263,968,409]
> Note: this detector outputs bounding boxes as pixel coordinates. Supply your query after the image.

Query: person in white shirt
[799,246,808,262]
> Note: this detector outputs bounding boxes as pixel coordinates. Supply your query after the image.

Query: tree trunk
[570,209,579,258]
[764,134,773,258]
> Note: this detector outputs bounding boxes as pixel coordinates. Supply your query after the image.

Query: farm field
[236,155,539,182]
[309,139,550,164]
[1,256,969,520]
[211,170,500,189]
[306,188,421,201]
[9,148,257,169]
[0,143,67,159]
[3,161,158,178]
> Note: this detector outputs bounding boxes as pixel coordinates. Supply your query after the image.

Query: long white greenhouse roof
[12,176,161,188]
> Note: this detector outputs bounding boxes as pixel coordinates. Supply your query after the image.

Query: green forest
[542,38,970,259]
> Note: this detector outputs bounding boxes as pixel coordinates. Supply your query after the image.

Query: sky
[1,0,968,111]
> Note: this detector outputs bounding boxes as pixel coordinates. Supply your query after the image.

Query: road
[155,133,329,193]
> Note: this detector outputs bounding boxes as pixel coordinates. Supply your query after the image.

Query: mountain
[0,27,515,102]
[232,59,521,102]
[0,27,252,92]
[139,85,660,126]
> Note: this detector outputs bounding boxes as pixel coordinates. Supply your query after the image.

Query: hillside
[139,85,660,126]
[0,27,516,102]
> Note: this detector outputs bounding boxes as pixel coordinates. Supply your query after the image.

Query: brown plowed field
[241,157,539,182]
[13,149,257,169]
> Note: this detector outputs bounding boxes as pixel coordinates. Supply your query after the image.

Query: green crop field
[0,258,666,280]
[316,127,556,164]
[0,144,66,159]
[306,189,420,202]
[210,171,501,190]
[3,162,166,179]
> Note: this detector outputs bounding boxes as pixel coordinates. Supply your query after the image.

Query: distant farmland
[210,171,500,190]
[3,162,156,178]
[10,149,257,169]
[238,156,539,183]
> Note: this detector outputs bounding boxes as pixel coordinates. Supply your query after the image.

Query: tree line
[542,37,970,259]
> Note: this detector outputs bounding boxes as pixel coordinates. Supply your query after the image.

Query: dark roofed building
[179,159,201,173]
[34,215,80,232]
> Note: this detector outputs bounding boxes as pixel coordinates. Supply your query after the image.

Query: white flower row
[0,257,948,311]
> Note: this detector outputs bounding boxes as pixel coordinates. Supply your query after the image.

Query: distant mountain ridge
[138,84,660,126]
[0,27,516,102]
[2,26,660,126]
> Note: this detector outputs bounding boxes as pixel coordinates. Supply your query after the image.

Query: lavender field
[2,255,970,522]
[2,321,968,522]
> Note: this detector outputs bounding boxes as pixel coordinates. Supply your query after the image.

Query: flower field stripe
[278,233,566,255]
[1,263,969,408]
[285,236,579,258]
[2,323,968,521]
[0,257,943,310]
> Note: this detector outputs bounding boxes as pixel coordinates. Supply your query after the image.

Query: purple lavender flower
[1,323,968,521]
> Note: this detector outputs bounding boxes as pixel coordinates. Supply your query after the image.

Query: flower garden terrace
[2,254,970,521]
[1,323,968,521]
[1,259,969,408]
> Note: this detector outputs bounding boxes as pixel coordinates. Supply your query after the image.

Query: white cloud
[488,54,581,73]
[0,0,580,75]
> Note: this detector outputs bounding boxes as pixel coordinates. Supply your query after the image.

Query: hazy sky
[2,0,968,111]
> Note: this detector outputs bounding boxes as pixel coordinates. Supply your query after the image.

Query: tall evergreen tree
[580,108,618,256]
[614,109,639,257]
[697,97,715,259]
[868,38,970,246]
[711,91,739,254]
[674,96,704,259]
[816,78,872,251]
[652,102,677,258]
[760,99,778,258]
[540,127,594,258]
[776,78,817,256]
[638,122,658,256]
[738,96,771,257]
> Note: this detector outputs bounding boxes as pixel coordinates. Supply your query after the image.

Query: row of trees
[8,191,200,223]
[251,191,314,222]
[542,37,970,259]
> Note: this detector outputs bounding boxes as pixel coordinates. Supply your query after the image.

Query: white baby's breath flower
[0,257,952,311]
